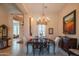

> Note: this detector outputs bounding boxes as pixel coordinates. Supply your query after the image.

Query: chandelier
[37,4,49,25]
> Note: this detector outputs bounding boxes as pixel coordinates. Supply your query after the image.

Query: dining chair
[40,39,49,55]
[33,39,41,55]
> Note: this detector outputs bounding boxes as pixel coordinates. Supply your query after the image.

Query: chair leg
[53,46,55,55]
[67,52,70,56]
[39,49,41,55]
[33,47,35,56]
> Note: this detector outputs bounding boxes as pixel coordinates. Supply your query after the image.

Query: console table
[68,49,79,56]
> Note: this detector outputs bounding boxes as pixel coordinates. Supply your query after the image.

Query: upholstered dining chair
[33,39,41,55]
[54,36,61,54]
[40,39,49,55]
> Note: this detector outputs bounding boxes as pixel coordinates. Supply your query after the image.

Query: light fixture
[37,4,49,25]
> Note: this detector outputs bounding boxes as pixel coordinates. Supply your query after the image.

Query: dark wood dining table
[26,37,55,55]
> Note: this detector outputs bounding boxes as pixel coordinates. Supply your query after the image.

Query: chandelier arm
[37,3,49,25]
[42,3,45,16]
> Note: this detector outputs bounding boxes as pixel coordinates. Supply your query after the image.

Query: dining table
[26,37,55,55]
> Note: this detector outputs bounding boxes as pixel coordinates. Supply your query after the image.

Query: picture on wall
[48,28,53,34]
[63,10,76,34]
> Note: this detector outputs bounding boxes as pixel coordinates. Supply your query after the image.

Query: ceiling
[24,3,66,16]
[0,3,24,21]
[1,3,22,14]
[0,3,66,16]
[0,3,66,19]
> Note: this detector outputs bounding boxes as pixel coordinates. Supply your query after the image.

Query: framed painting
[63,10,76,34]
[49,28,53,34]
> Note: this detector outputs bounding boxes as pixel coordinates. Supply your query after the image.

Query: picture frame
[49,28,53,34]
[63,10,76,34]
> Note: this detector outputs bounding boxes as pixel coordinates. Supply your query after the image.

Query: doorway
[13,20,20,39]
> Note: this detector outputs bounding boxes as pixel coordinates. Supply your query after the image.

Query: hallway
[0,39,26,56]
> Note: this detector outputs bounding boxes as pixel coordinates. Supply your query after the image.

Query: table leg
[54,43,55,55]
[26,43,28,55]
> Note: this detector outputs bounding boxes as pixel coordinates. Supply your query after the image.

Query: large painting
[63,10,76,34]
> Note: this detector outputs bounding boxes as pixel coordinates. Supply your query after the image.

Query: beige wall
[58,4,79,38]
[58,4,79,46]
[0,5,23,40]
[30,14,59,40]
[46,14,59,39]
[23,14,30,41]
[1,3,79,42]
[7,4,79,43]
[0,5,10,38]
[8,3,79,45]
[0,4,27,42]
[0,5,8,26]
[28,4,79,41]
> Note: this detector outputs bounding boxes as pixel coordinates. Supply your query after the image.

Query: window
[38,24,46,37]
[13,20,20,36]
